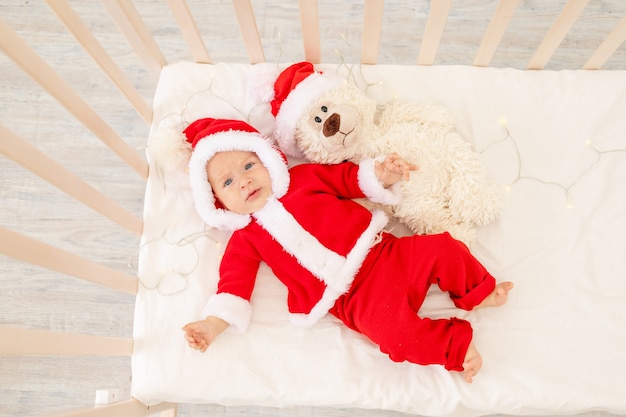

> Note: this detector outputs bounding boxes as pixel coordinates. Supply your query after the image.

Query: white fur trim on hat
[274,72,345,158]
[188,130,290,231]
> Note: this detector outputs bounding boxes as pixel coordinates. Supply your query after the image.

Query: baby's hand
[375,153,418,187]
[182,316,229,352]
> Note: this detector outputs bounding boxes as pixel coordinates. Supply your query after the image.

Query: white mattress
[132,62,626,416]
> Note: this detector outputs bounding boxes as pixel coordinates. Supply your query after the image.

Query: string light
[129,224,222,296]
[481,118,626,208]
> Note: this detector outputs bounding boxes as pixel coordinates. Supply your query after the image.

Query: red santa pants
[330,232,495,371]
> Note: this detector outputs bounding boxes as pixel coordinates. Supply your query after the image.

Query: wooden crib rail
[0,326,133,356]
[100,0,168,81]
[0,125,143,236]
[0,226,138,295]
[44,0,152,124]
[584,12,626,69]
[473,0,521,67]
[416,0,452,65]
[0,16,149,179]
[222,0,626,69]
[166,0,211,63]
[360,0,383,64]
[73,0,624,69]
[528,0,591,70]
[32,399,176,417]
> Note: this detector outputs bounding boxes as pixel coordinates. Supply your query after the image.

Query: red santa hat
[268,62,344,158]
[185,118,290,231]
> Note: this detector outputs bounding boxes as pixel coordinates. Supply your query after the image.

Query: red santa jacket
[202,159,401,331]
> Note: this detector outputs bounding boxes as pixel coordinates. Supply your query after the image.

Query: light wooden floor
[1,1,625,416]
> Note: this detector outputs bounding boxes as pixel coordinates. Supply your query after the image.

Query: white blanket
[132,62,626,416]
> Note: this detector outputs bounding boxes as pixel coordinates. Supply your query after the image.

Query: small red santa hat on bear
[267,62,344,159]
[184,118,290,231]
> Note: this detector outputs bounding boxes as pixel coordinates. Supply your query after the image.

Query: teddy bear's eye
[321,106,328,112]
[314,116,322,123]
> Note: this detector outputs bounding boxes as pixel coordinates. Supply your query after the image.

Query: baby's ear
[213,194,226,210]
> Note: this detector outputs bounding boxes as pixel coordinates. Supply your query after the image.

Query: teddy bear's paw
[463,186,503,226]
[396,216,429,237]
[473,203,502,226]
[446,175,503,225]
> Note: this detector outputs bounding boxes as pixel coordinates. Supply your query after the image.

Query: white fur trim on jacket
[273,72,345,159]
[201,293,252,333]
[188,130,290,231]
[254,198,389,327]
[357,157,403,205]
[289,286,343,328]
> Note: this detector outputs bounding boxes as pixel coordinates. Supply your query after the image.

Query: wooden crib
[2,1,626,417]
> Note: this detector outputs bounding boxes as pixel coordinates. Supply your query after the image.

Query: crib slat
[0,327,132,356]
[31,399,176,417]
[232,0,265,64]
[101,0,167,80]
[44,0,152,124]
[527,0,591,70]
[361,0,384,64]
[417,0,452,65]
[584,13,626,69]
[299,0,321,63]
[0,227,138,295]
[0,125,143,236]
[167,0,212,64]
[473,0,521,67]
[0,18,149,179]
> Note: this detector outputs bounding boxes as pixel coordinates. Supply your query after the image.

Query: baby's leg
[462,342,482,383]
[332,234,474,372]
[418,232,497,310]
[475,281,514,309]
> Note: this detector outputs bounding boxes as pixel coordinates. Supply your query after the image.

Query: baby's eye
[223,178,233,187]
[314,116,322,123]
[321,106,328,112]
[245,162,254,170]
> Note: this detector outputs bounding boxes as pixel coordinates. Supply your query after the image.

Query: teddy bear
[261,62,501,246]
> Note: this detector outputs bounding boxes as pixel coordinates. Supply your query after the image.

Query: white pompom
[147,127,191,172]
[247,63,281,104]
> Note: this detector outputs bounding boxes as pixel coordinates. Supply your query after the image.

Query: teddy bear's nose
[323,113,341,137]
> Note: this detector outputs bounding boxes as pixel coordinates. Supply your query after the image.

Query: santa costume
[184,117,496,372]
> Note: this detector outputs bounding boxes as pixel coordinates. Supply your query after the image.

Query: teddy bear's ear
[247,63,281,104]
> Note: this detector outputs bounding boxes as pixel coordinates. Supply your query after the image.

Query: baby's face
[206,151,272,214]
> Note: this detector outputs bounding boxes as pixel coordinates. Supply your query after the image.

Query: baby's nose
[239,176,252,188]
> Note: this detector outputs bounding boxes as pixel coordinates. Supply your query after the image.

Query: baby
[181,117,513,383]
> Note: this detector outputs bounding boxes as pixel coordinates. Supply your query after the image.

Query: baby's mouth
[246,189,260,201]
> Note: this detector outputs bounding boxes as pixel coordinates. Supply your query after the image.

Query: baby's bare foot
[476,281,514,309]
[462,343,482,383]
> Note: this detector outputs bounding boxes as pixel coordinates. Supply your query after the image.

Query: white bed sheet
[132,62,626,416]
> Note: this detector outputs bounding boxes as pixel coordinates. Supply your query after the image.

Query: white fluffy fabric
[133,62,626,416]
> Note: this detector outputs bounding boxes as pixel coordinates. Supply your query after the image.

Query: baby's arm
[182,316,229,352]
[375,153,418,187]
